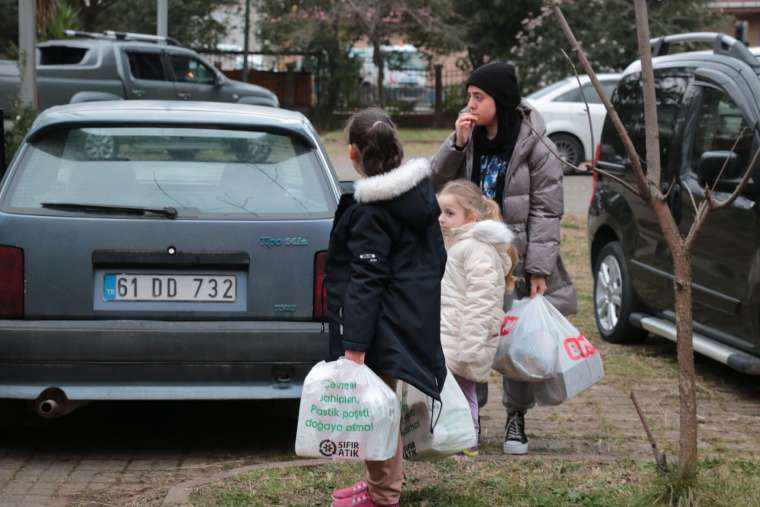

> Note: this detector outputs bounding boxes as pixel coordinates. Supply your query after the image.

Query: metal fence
[194,48,470,126]
[195,49,323,113]
[344,65,468,115]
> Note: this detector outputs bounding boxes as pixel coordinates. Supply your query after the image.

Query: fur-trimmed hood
[354,158,431,203]
[445,220,514,246]
[353,158,439,231]
[444,220,514,276]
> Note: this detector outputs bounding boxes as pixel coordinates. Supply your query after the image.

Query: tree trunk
[672,247,698,479]
[373,40,384,107]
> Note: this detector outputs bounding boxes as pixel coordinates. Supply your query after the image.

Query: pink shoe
[332,480,368,499]
[331,491,399,507]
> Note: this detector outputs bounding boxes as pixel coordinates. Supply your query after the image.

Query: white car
[526,74,621,173]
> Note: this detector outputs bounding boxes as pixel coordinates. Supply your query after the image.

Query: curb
[161,458,331,506]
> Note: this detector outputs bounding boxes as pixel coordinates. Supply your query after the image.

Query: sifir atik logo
[318,439,360,457]
[319,439,337,457]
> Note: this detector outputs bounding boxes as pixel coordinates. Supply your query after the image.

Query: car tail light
[313,251,328,321]
[0,246,24,318]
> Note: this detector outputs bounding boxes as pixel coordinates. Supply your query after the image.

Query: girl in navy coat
[326,108,447,507]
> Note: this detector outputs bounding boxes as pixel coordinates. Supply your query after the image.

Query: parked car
[349,44,431,109]
[0,31,278,115]
[0,100,341,417]
[350,44,428,89]
[588,32,760,374]
[526,73,621,173]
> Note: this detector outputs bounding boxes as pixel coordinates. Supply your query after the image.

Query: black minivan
[588,32,760,374]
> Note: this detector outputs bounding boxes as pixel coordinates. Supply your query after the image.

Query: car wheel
[83,133,116,160]
[593,241,647,343]
[550,133,583,175]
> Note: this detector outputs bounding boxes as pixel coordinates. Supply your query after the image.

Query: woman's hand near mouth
[455,112,478,147]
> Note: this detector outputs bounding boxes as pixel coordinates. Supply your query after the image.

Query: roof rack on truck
[650,32,760,70]
[63,29,182,46]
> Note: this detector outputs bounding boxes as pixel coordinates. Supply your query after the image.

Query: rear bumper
[0,320,328,400]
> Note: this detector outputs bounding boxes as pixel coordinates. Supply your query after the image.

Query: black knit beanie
[466,61,521,110]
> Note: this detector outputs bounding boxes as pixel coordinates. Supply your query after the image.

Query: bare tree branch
[710,127,747,194]
[520,115,582,173]
[593,167,644,198]
[521,113,642,197]
[631,391,668,473]
[560,48,596,174]
[552,4,655,203]
[684,178,699,215]
[707,144,760,211]
[634,0,662,189]
[685,143,760,250]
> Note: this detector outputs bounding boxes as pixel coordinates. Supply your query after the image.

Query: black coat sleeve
[341,205,394,353]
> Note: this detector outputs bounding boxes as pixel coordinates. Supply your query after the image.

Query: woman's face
[438,194,473,234]
[466,85,497,127]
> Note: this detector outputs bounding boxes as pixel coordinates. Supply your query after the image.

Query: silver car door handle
[132,89,145,98]
[178,92,191,99]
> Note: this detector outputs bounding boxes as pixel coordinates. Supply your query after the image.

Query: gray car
[0,32,278,114]
[0,100,340,416]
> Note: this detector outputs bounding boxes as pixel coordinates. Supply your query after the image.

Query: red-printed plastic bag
[532,332,604,406]
[492,296,604,403]
[492,296,561,382]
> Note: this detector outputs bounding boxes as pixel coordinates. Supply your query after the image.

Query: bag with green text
[399,369,476,461]
[295,357,400,460]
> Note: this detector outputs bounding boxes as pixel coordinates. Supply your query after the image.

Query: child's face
[438,194,473,234]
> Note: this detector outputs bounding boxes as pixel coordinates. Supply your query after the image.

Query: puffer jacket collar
[444,220,514,273]
[354,158,431,203]
[445,219,513,245]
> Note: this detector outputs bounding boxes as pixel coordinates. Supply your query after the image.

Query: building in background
[711,1,760,44]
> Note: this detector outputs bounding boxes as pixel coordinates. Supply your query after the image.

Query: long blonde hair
[439,179,519,293]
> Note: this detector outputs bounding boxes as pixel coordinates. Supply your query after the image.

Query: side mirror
[215,73,225,87]
[697,150,741,189]
[340,181,355,194]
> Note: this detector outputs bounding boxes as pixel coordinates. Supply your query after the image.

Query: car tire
[550,133,583,175]
[593,241,647,343]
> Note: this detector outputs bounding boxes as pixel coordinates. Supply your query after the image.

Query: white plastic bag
[295,358,400,460]
[398,370,476,461]
[492,296,561,382]
[532,333,604,406]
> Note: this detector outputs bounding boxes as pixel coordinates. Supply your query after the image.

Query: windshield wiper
[41,202,178,219]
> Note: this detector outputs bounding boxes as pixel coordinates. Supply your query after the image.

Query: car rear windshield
[2,127,335,219]
[39,45,89,65]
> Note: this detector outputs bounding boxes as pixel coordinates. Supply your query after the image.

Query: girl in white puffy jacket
[438,179,517,456]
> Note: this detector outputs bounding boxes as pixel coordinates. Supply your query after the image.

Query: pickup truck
[0,33,278,114]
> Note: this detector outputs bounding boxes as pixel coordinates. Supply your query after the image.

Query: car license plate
[103,274,236,302]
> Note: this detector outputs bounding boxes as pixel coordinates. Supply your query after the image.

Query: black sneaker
[503,410,528,455]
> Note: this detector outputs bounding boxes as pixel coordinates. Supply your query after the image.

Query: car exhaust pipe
[37,398,59,417]
[33,388,88,419]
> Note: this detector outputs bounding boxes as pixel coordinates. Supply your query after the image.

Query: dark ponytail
[346,108,404,176]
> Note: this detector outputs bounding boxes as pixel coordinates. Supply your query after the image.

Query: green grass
[190,457,760,506]
[188,213,760,507]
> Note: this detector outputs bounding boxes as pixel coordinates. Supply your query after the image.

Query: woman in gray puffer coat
[430,61,577,456]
